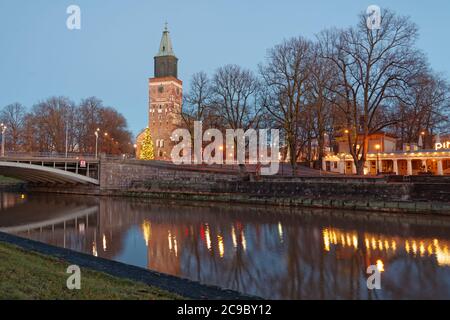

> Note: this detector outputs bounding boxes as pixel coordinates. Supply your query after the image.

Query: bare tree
[97,106,133,155]
[23,96,76,153]
[211,64,262,131]
[260,37,312,172]
[318,9,425,174]
[76,97,104,153]
[393,70,450,147]
[19,96,132,155]
[179,71,217,136]
[0,103,27,152]
[303,44,338,167]
[183,72,212,123]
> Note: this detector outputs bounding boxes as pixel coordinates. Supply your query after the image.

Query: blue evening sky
[0,0,449,136]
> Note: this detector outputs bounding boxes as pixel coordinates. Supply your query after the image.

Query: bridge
[0,154,100,185]
[0,153,329,188]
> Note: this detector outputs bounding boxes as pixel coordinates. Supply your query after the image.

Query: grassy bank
[0,242,181,300]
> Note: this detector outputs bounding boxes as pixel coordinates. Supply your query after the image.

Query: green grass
[0,242,182,300]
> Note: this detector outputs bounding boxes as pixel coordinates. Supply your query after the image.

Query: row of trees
[0,97,133,155]
[2,8,448,171]
[181,9,450,174]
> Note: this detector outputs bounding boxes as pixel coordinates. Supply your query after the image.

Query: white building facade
[323,133,450,176]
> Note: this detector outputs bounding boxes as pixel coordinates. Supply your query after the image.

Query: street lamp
[133,143,138,159]
[419,131,426,149]
[64,121,70,158]
[341,152,347,175]
[94,128,100,159]
[103,132,109,154]
[0,123,6,157]
[375,144,381,175]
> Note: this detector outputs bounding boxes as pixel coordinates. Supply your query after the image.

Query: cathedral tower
[138,24,183,160]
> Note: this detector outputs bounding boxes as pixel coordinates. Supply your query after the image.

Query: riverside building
[323,133,450,176]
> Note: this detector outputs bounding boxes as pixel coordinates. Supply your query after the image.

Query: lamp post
[343,129,350,175]
[342,153,346,175]
[420,131,426,149]
[375,144,381,175]
[133,144,138,159]
[94,128,100,159]
[0,123,6,157]
[64,122,69,158]
[103,132,109,155]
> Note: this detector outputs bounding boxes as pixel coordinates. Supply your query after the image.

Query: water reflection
[0,192,449,299]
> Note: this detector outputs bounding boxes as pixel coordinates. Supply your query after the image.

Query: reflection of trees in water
[271,227,365,299]
[4,194,450,299]
[380,254,449,299]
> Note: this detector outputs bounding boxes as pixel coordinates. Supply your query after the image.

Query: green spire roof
[156,23,175,57]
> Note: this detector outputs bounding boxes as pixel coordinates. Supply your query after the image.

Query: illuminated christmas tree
[140,128,154,160]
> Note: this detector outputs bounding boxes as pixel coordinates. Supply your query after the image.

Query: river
[0,192,449,299]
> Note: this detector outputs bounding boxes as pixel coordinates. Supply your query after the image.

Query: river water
[0,192,449,299]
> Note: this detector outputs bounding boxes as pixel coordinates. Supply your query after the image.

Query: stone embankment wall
[99,160,238,193]
[97,160,450,214]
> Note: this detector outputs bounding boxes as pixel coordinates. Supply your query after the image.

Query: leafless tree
[393,70,450,147]
[8,96,133,155]
[179,71,220,136]
[97,106,133,155]
[259,37,312,172]
[318,9,425,174]
[211,64,262,131]
[23,96,76,153]
[76,97,103,153]
[0,102,27,152]
[183,72,212,123]
[303,43,339,166]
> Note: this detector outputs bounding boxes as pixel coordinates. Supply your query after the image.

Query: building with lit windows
[323,133,450,176]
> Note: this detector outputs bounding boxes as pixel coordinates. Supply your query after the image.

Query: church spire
[156,23,175,57]
[154,23,178,78]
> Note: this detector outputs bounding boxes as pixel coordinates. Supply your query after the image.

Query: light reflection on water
[0,192,449,299]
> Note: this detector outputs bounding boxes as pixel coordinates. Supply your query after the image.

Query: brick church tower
[137,24,182,160]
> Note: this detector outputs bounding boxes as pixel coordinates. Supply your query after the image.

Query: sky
[1,0,449,137]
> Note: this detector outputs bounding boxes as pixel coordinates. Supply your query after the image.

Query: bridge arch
[0,161,99,185]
